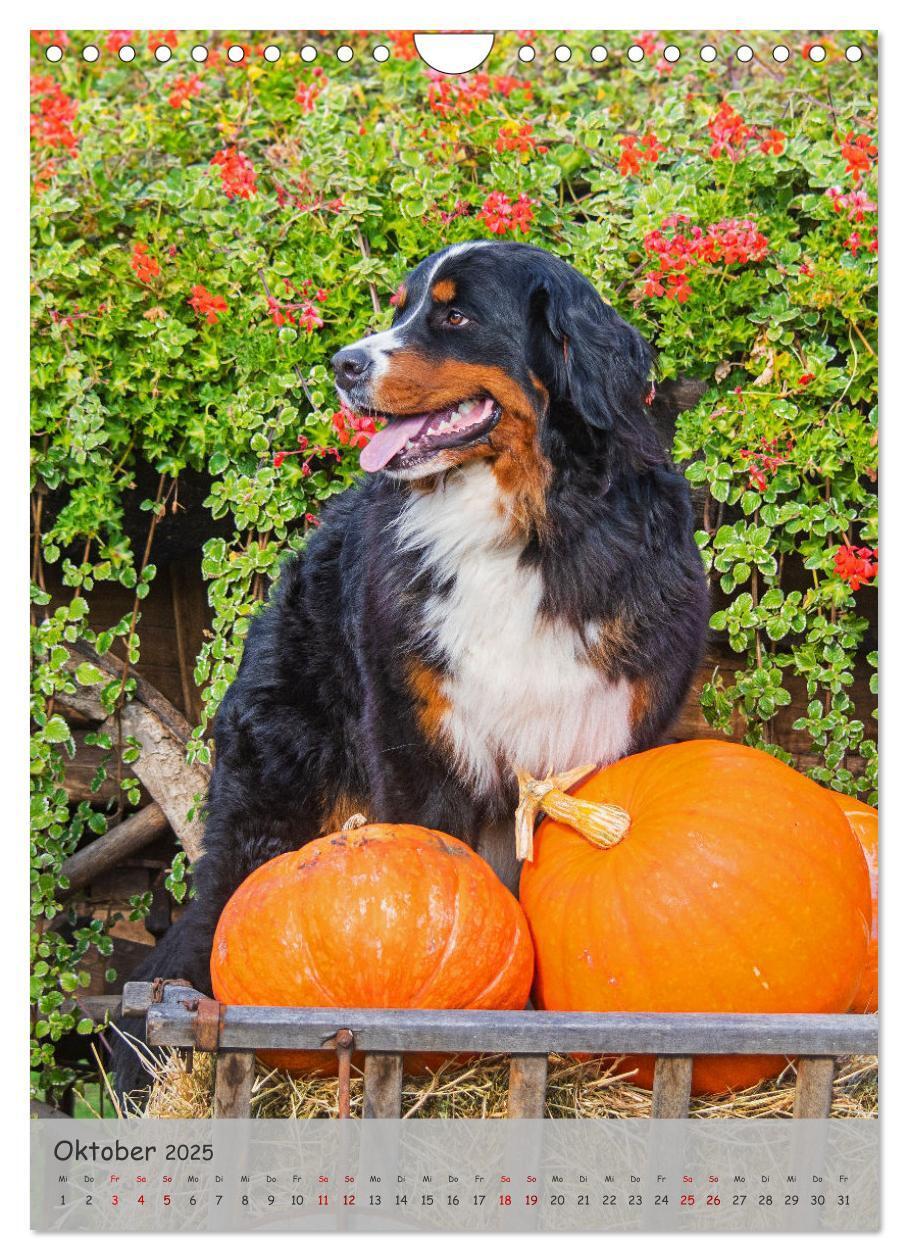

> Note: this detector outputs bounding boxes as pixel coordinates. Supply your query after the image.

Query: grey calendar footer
[31,1118,879,1232]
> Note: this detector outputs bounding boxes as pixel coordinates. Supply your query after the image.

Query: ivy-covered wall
[30,29,877,1097]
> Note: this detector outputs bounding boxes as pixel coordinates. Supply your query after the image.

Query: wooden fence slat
[213,1051,256,1118]
[362,1053,404,1118]
[793,1056,837,1119]
[507,1054,549,1118]
[144,998,878,1057]
[651,1055,693,1118]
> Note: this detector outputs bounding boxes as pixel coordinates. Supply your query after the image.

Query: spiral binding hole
[45,45,63,63]
[846,45,863,62]
[82,45,100,63]
[118,45,136,63]
[809,45,826,62]
[699,45,717,63]
[518,45,535,63]
[337,45,354,62]
[153,45,172,64]
[191,45,208,63]
[736,45,754,62]
[554,45,572,63]
[300,45,318,63]
[772,45,791,63]
[663,45,681,63]
[590,46,607,63]
[263,45,280,63]
[373,45,390,62]
[227,45,245,63]
[627,45,645,63]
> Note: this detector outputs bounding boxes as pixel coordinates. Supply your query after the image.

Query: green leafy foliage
[30,29,877,1096]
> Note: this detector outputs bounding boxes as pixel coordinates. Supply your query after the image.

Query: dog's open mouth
[359,396,501,473]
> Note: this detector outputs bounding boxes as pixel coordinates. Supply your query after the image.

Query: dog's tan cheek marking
[370,354,551,536]
[432,278,457,302]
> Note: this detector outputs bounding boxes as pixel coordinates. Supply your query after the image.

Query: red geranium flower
[210,147,257,200]
[130,242,161,285]
[187,285,228,324]
[834,543,878,590]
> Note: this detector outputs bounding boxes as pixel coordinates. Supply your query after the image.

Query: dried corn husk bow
[514,764,631,862]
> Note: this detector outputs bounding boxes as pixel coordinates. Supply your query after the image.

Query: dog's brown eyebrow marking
[431,278,457,302]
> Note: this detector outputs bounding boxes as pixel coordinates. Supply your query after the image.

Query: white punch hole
[413,33,495,73]
[627,45,645,63]
[46,45,63,63]
[700,45,717,63]
[263,46,280,63]
[191,45,208,63]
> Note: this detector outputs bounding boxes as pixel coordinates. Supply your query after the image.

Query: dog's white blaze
[397,463,633,791]
[345,242,489,377]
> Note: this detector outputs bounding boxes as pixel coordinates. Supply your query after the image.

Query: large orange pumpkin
[211,822,534,1073]
[519,741,871,1095]
[825,789,878,1014]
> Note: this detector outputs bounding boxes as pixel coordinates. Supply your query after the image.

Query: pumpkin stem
[341,813,368,831]
[514,765,631,862]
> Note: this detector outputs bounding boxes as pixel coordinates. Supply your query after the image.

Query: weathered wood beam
[651,1055,693,1118]
[63,644,209,860]
[213,1051,256,1118]
[363,1053,404,1118]
[794,1056,837,1118]
[60,803,168,893]
[137,991,878,1057]
[507,1053,549,1118]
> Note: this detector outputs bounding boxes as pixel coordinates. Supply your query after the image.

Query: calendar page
[29,27,879,1235]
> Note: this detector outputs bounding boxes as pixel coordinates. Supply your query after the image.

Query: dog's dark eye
[445,309,469,327]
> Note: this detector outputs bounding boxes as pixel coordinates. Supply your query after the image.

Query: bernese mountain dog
[113,240,708,1093]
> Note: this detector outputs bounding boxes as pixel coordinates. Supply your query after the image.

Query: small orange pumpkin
[211,822,534,1074]
[519,741,871,1095]
[825,789,878,1014]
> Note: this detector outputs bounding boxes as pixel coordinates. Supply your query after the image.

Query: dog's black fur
[112,242,708,1095]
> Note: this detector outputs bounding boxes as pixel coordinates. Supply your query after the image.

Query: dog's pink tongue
[359,414,429,472]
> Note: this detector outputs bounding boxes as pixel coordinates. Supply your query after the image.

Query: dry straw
[138,1050,877,1121]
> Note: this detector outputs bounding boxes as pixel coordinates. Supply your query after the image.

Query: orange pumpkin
[211,822,534,1074]
[519,741,871,1095]
[825,789,878,1014]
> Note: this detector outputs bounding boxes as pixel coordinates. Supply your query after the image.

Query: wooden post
[363,1053,404,1118]
[213,1051,256,1118]
[651,1055,693,1118]
[60,803,168,892]
[793,1056,836,1118]
[507,1053,549,1118]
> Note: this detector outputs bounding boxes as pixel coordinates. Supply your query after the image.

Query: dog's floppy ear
[530,261,653,433]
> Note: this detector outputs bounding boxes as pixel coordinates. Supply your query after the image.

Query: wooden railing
[121,980,878,1121]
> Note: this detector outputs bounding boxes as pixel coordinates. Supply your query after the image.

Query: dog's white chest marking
[396,464,633,791]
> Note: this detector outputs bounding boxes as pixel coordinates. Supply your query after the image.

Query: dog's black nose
[332,347,372,389]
